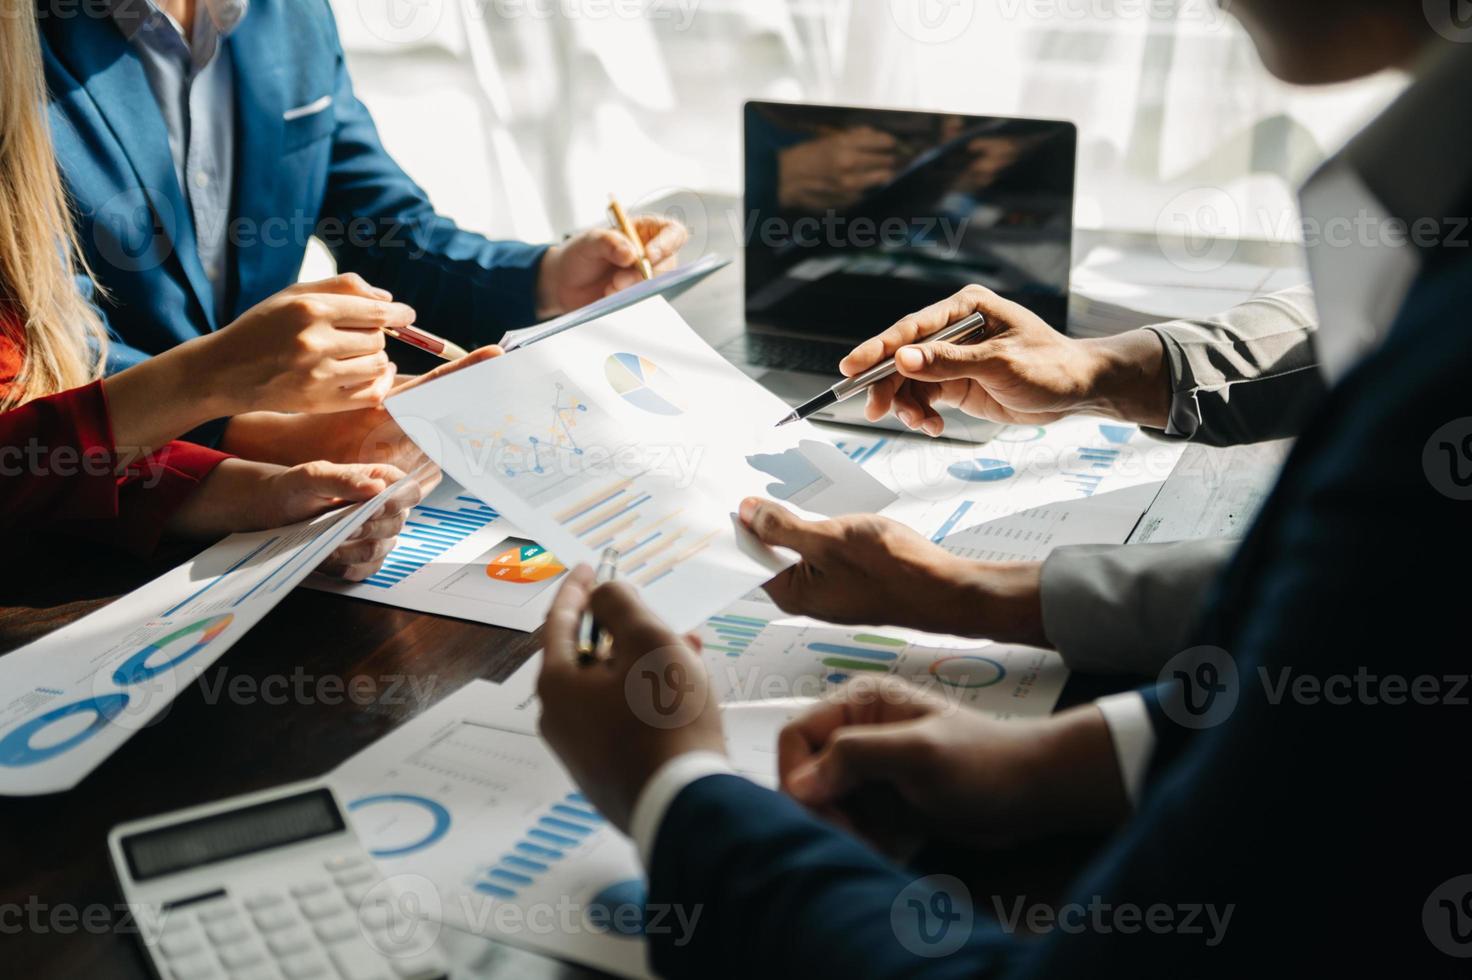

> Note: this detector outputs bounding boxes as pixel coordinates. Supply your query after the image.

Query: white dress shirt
[107,0,248,323]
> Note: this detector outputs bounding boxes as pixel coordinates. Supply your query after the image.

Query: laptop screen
[744,102,1075,340]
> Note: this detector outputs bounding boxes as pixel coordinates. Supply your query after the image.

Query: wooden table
[0,194,1280,978]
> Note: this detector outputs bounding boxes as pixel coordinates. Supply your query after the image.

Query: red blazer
[1,322,229,555]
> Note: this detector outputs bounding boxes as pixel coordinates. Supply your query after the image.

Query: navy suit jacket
[647,241,1472,976]
[40,0,547,379]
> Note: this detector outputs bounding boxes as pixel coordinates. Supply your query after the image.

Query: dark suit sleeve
[647,774,1029,979]
[313,3,550,345]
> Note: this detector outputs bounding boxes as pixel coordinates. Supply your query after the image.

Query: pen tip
[775,413,798,427]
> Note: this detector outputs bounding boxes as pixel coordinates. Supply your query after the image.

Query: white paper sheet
[387,297,897,632]
[304,480,564,631]
[0,480,409,796]
[327,679,795,980]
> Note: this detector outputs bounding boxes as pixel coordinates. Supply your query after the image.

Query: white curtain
[328,0,1405,245]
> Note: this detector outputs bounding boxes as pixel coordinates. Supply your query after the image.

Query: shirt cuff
[1142,324,1204,440]
[629,752,736,866]
[1095,692,1156,808]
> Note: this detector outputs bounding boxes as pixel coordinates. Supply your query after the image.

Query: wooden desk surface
[0,194,1274,977]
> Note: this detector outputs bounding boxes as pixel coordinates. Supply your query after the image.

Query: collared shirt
[107,0,248,325]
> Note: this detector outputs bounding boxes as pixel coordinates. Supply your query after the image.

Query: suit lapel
[227,7,289,317]
[49,12,218,329]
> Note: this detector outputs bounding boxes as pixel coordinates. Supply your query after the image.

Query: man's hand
[219,345,505,469]
[165,460,432,581]
[535,215,689,318]
[192,274,415,417]
[840,284,1171,436]
[538,568,725,832]
[778,676,1129,855]
[739,497,1047,645]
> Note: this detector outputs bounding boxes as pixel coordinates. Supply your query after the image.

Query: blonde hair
[0,0,108,410]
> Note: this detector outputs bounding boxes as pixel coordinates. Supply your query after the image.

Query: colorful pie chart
[930,655,1006,689]
[604,353,684,416]
[487,541,566,584]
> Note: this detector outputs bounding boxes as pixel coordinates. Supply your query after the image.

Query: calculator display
[123,788,345,882]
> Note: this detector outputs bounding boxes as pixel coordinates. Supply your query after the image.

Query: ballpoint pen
[576,548,621,666]
[774,312,988,426]
[607,194,654,281]
[384,324,470,362]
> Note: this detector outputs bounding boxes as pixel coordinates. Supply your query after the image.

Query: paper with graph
[304,479,565,631]
[386,297,896,631]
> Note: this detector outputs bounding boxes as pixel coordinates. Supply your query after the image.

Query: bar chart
[361,490,502,591]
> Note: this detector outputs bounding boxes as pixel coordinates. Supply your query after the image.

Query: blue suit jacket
[646,241,1472,976]
[40,0,547,379]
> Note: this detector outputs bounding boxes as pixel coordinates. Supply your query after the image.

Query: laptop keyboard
[725,333,857,375]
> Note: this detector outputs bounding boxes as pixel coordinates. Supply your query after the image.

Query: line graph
[451,376,600,505]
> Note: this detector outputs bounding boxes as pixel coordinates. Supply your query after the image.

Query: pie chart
[948,458,1015,483]
[604,353,684,416]
[930,655,1006,689]
[487,540,566,584]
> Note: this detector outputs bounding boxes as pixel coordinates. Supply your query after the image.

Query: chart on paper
[696,594,1068,719]
[305,480,566,631]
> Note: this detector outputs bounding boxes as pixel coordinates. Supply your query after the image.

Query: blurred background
[318,0,1405,262]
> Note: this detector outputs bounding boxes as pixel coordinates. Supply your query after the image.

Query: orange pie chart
[487,541,566,584]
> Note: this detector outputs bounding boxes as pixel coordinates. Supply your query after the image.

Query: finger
[327,351,394,390]
[846,126,898,151]
[894,339,1000,383]
[633,217,689,265]
[391,345,503,395]
[608,269,643,294]
[591,228,642,269]
[785,723,924,807]
[759,565,806,614]
[346,512,407,544]
[864,373,905,422]
[738,497,838,556]
[894,379,945,436]
[337,367,398,409]
[543,565,598,667]
[588,580,676,654]
[288,273,393,301]
[777,699,853,789]
[301,296,416,332]
[838,286,996,377]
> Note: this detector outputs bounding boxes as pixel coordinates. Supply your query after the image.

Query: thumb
[894,340,995,382]
[392,345,503,395]
[785,723,919,807]
[738,497,837,557]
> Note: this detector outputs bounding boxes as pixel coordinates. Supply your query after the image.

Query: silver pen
[774,312,989,426]
[576,548,621,666]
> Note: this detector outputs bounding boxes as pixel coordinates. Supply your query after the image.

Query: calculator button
[312,914,357,944]
[298,893,346,920]
[244,894,286,911]
[341,883,374,906]
[169,953,224,980]
[160,913,198,937]
[324,855,369,873]
[357,904,390,930]
[265,927,313,957]
[206,917,251,945]
[326,939,392,980]
[198,901,239,923]
[161,926,205,955]
[389,952,446,980]
[277,952,331,980]
[217,941,266,970]
[229,964,280,980]
[290,882,330,899]
[252,905,297,933]
[332,866,377,887]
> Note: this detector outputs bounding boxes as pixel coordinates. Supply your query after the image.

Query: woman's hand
[192,274,414,417]
[535,216,689,318]
[165,459,433,581]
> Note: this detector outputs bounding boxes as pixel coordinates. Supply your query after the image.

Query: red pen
[385,324,470,361]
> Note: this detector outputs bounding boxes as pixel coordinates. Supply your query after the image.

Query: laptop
[722,101,1077,440]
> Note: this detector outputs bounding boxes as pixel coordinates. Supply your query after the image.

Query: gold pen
[576,548,621,666]
[607,195,654,281]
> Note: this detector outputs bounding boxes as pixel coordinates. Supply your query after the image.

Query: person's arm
[842,283,1321,447]
[1145,284,1322,445]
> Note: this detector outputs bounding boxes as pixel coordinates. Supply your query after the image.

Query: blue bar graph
[477,793,607,901]
[362,495,500,590]
[834,437,889,466]
[931,500,974,543]
[807,643,900,663]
